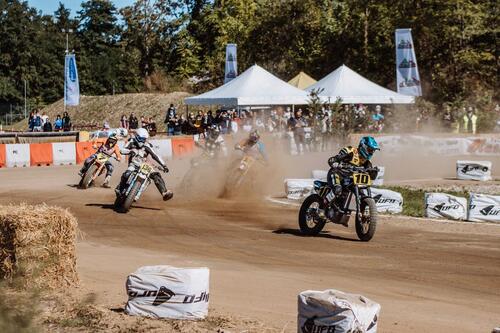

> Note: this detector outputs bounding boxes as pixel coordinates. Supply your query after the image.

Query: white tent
[184,64,309,106]
[307,65,415,104]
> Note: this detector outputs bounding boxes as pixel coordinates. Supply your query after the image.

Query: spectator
[129,112,139,130]
[32,110,43,132]
[120,115,129,129]
[288,109,308,154]
[42,115,52,132]
[146,117,157,136]
[180,114,189,134]
[164,103,176,131]
[54,114,63,131]
[140,116,148,128]
[441,106,454,131]
[174,115,185,135]
[463,107,478,134]
[62,112,71,131]
[205,110,214,128]
[167,115,176,136]
[41,112,49,127]
[28,111,34,131]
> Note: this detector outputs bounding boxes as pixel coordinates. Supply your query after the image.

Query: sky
[27,0,136,16]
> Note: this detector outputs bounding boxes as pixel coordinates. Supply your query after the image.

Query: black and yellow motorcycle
[298,164,378,241]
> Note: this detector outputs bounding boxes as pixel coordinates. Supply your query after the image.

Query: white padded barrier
[371,187,403,214]
[52,142,76,165]
[298,289,380,333]
[6,144,30,167]
[285,179,314,200]
[456,160,492,181]
[125,265,209,319]
[425,193,467,220]
[468,193,500,223]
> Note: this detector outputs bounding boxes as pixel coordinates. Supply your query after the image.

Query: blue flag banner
[224,44,237,84]
[395,28,422,96]
[64,54,80,106]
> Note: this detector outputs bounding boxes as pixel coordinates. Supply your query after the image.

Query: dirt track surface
[1,160,500,332]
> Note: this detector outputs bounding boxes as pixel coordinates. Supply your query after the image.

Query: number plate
[352,172,372,185]
[139,163,153,174]
[95,153,108,163]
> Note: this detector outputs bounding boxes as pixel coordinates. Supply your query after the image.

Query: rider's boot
[102,175,111,188]
[162,190,174,201]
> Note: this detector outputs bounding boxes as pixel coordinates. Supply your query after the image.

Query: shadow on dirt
[86,203,161,211]
[273,228,360,242]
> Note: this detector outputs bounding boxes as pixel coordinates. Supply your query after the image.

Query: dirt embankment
[11,92,191,130]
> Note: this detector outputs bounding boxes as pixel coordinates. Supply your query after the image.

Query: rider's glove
[162,165,169,173]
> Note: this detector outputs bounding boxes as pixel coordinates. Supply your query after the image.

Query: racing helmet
[106,133,118,147]
[249,129,260,144]
[358,136,379,160]
[208,124,220,140]
[134,127,150,147]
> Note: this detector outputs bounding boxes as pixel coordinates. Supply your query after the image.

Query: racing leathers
[116,139,172,199]
[194,134,227,162]
[234,138,268,161]
[327,146,378,193]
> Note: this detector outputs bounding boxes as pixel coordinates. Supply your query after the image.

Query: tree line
[0,0,497,112]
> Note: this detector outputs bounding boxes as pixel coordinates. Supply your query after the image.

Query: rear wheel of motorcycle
[298,194,326,236]
[81,165,97,189]
[356,197,377,241]
[120,180,142,213]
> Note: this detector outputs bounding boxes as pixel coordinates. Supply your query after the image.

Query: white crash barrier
[456,160,492,181]
[468,193,500,223]
[425,193,467,220]
[149,139,173,160]
[125,265,209,319]
[285,179,314,200]
[52,142,76,165]
[5,144,30,167]
[311,166,384,186]
[371,187,403,214]
[298,289,380,333]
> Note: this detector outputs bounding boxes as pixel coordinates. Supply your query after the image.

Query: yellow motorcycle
[79,152,113,189]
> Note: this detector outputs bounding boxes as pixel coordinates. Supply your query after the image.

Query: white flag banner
[224,44,237,84]
[64,53,80,106]
[395,28,422,96]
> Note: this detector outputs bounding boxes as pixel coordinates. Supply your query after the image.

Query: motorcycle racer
[116,128,173,201]
[79,133,121,188]
[327,136,380,195]
[195,124,227,158]
[234,129,268,161]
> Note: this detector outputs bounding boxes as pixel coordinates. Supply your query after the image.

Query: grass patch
[382,186,469,217]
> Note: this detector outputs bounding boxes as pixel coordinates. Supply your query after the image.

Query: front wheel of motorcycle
[80,164,97,189]
[118,180,142,213]
[298,194,326,236]
[355,197,378,241]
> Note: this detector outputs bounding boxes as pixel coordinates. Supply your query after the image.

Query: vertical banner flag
[64,53,80,106]
[224,44,237,84]
[395,28,422,96]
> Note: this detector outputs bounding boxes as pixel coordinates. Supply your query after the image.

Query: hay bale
[0,203,79,288]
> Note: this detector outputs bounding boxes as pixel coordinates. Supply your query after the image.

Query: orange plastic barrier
[0,144,5,168]
[171,137,194,157]
[76,141,96,164]
[30,143,53,166]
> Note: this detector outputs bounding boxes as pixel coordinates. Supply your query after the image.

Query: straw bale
[0,203,79,288]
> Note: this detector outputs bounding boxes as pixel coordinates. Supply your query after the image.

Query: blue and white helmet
[358,136,379,160]
[134,128,149,147]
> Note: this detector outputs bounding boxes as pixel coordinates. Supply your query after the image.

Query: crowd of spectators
[28,110,71,132]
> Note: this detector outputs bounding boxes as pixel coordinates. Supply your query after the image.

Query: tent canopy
[307,65,414,104]
[184,64,309,106]
[288,71,317,90]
